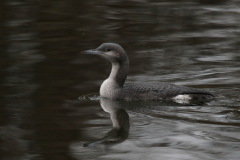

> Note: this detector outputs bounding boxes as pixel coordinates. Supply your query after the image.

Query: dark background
[0,0,240,160]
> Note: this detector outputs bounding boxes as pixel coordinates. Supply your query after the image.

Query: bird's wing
[124,82,213,98]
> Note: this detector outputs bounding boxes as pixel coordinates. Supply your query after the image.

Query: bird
[82,43,214,103]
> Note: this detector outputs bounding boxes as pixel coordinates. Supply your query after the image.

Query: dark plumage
[123,82,214,101]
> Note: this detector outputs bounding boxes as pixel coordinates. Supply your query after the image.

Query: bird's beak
[81,49,101,55]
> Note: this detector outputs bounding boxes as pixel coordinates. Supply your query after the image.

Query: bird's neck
[100,60,129,99]
[109,61,129,87]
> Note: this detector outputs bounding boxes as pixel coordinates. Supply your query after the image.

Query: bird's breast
[100,79,121,99]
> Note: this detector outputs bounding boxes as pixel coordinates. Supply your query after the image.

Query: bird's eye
[107,49,111,52]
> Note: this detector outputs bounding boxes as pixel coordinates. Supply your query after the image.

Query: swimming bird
[82,43,214,102]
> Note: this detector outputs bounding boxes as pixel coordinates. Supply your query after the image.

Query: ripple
[196,53,234,62]
[78,94,100,101]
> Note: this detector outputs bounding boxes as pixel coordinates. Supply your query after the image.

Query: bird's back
[123,82,214,101]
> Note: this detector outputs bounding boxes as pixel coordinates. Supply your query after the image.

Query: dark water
[1,0,240,160]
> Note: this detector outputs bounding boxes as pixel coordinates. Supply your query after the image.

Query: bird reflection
[83,98,130,149]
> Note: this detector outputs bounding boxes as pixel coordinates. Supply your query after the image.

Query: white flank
[172,94,192,104]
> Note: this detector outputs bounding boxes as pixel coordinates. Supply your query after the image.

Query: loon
[82,43,214,102]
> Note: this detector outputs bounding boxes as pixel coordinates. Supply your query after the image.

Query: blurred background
[0,0,240,160]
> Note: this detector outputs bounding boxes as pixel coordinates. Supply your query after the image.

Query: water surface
[0,0,240,160]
